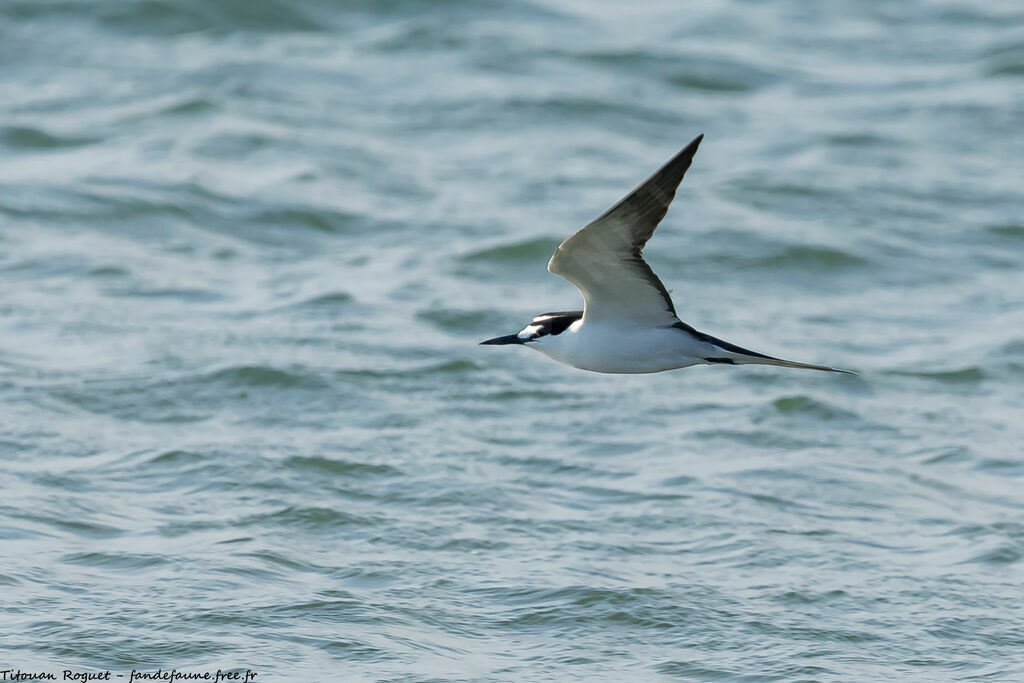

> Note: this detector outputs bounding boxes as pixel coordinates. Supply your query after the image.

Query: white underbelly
[534,325,705,374]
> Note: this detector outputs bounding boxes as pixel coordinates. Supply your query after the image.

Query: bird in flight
[480,134,854,375]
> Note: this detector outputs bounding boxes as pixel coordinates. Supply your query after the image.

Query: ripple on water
[986,222,1024,240]
[317,639,391,662]
[983,42,1024,77]
[62,552,170,570]
[102,449,242,497]
[0,125,100,150]
[208,365,331,389]
[95,0,323,35]
[417,307,509,334]
[686,428,830,450]
[917,445,973,466]
[283,291,354,311]
[87,265,131,278]
[479,387,575,402]
[891,366,986,383]
[283,455,400,478]
[482,584,732,636]
[50,364,341,423]
[677,232,870,287]
[975,459,1024,476]
[553,47,781,93]
[728,175,865,219]
[147,449,206,466]
[17,514,125,539]
[824,131,895,148]
[238,549,334,575]
[967,546,1023,565]
[459,236,559,266]
[105,285,223,303]
[238,506,376,532]
[756,245,869,271]
[770,395,860,421]
[192,132,275,161]
[494,454,631,480]
[668,55,782,93]
[248,206,369,235]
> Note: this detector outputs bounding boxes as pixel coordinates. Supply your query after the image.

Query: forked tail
[736,356,856,374]
[693,327,857,375]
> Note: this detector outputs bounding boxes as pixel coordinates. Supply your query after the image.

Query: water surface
[2,0,1024,680]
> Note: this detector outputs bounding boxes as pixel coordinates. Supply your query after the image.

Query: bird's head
[479,311,582,348]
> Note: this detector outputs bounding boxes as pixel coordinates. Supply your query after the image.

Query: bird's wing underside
[547,134,703,326]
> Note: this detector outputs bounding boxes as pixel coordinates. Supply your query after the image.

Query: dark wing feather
[547,134,703,325]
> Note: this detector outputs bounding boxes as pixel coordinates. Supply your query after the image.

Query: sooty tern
[480,135,854,375]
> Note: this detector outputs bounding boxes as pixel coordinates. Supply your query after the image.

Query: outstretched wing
[547,134,703,326]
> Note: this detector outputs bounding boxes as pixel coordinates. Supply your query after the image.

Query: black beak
[479,334,524,345]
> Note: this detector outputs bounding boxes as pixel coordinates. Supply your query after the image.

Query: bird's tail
[734,356,857,374]
[698,331,857,374]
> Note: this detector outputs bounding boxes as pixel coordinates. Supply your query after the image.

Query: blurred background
[1,0,1023,680]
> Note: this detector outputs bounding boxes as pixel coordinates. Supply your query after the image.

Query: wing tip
[668,133,704,169]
